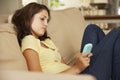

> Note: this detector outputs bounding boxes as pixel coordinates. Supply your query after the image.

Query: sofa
[0,8,99,80]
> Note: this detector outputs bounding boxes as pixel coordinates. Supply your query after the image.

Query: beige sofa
[0,8,96,80]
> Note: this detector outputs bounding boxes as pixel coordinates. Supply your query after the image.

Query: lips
[42,27,46,32]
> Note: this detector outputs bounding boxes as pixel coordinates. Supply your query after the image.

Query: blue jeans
[80,24,120,80]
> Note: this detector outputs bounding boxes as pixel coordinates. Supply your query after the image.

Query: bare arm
[23,49,92,74]
[23,49,42,72]
[60,53,92,74]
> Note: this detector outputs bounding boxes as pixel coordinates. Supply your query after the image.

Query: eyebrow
[41,14,48,19]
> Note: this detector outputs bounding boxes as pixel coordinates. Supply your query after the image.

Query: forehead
[36,10,49,17]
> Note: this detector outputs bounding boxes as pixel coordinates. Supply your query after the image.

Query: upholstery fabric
[0,15,8,23]
[0,23,27,70]
[0,70,96,80]
[47,8,86,65]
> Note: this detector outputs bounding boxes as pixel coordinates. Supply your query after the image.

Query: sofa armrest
[0,70,96,80]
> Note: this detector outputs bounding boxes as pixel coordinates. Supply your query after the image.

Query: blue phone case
[82,43,93,53]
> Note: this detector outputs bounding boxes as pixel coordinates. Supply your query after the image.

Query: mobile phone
[82,43,93,53]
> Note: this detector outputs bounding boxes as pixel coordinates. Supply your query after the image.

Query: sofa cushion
[0,70,96,80]
[47,8,86,65]
[0,23,28,70]
[0,15,8,23]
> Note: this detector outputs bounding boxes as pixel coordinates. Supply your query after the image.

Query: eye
[40,17,49,23]
[40,18,45,21]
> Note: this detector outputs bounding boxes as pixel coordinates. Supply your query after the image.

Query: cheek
[31,23,44,35]
[31,21,41,30]
[31,20,45,36]
[32,26,37,31]
[32,21,38,28]
[31,22,38,32]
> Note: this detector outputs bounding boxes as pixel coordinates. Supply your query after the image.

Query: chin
[39,33,45,37]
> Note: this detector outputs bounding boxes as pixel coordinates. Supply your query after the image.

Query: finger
[82,53,90,58]
[84,57,90,61]
[84,60,90,64]
[87,53,93,58]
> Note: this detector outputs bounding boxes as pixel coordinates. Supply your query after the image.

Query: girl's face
[31,9,49,38]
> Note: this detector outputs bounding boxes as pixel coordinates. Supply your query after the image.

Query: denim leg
[81,24,105,52]
[80,24,120,80]
[112,32,120,80]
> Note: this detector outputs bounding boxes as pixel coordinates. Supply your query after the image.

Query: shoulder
[22,35,36,41]
[22,35,40,44]
[21,35,40,53]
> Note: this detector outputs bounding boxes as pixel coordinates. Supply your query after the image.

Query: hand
[74,53,93,73]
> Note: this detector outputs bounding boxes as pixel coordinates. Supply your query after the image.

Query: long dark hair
[12,2,51,46]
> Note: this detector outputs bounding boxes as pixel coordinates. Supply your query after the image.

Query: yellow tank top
[21,35,70,73]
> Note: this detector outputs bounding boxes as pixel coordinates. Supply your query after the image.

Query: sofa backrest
[47,8,86,65]
[0,23,28,70]
[0,15,8,23]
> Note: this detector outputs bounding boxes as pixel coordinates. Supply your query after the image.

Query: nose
[44,20,48,26]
